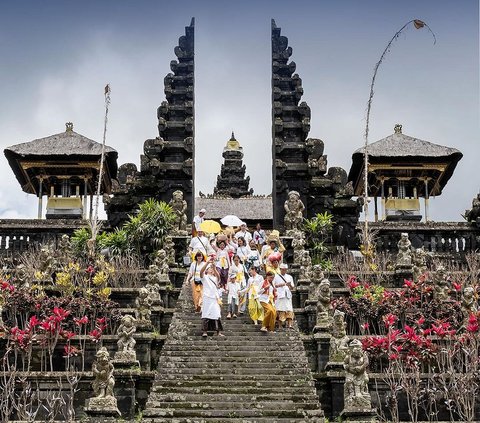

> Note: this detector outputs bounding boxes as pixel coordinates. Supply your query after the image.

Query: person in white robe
[273,263,295,329]
[200,260,224,337]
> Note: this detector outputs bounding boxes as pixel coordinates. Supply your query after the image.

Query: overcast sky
[0,0,477,221]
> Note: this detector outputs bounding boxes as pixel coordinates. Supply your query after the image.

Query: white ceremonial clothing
[189,236,213,256]
[227,281,240,303]
[235,230,252,244]
[241,274,264,298]
[274,273,294,312]
[188,261,205,282]
[201,275,221,320]
[193,214,204,231]
[253,229,266,245]
[236,245,251,263]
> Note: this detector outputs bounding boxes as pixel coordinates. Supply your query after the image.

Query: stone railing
[366,221,480,256]
[0,219,92,257]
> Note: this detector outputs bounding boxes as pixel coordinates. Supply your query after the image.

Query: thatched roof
[5,128,117,157]
[352,132,462,158]
[4,124,118,195]
[195,197,273,221]
[348,127,462,196]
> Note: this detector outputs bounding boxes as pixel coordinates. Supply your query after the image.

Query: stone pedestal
[85,396,120,418]
[136,320,153,333]
[340,408,378,422]
[313,332,331,372]
[113,350,140,369]
[394,265,413,287]
[297,282,310,307]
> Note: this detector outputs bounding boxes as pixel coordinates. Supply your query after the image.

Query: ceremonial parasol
[199,220,222,234]
[220,215,243,227]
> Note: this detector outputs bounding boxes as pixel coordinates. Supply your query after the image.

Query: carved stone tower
[271,19,311,228]
[105,19,195,226]
[272,20,360,246]
[213,132,253,198]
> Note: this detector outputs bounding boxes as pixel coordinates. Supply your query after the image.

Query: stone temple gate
[104,18,360,246]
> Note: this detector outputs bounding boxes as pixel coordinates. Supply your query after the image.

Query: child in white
[226,274,240,319]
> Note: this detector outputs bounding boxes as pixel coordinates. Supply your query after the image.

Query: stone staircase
[142,276,324,422]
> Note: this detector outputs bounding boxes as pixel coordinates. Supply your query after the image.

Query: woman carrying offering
[187,251,206,312]
[200,258,224,337]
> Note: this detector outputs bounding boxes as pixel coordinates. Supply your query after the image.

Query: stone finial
[394,123,402,134]
[65,122,73,132]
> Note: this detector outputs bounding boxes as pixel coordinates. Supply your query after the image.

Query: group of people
[187,211,295,336]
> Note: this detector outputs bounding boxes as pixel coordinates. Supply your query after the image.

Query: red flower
[388,353,399,361]
[88,329,102,342]
[28,315,40,328]
[416,316,425,326]
[347,275,360,290]
[74,316,89,326]
[452,282,462,292]
[61,330,75,340]
[403,279,414,288]
[53,307,70,320]
[383,313,398,328]
[361,322,370,331]
[86,265,95,274]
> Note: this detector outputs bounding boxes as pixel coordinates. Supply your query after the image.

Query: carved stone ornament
[343,339,372,411]
[433,265,449,302]
[315,278,332,328]
[135,287,153,325]
[115,315,137,363]
[284,190,305,233]
[85,347,120,417]
[395,232,412,268]
[329,309,349,363]
[169,190,188,234]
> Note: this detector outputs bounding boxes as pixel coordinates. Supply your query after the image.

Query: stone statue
[464,193,480,223]
[85,346,120,416]
[92,347,115,398]
[343,339,372,411]
[145,265,164,306]
[163,236,176,265]
[315,279,332,327]
[310,265,325,291]
[169,190,188,233]
[284,190,305,232]
[15,263,30,288]
[395,233,412,267]
[153,249,170,276]
[135,287,153,324]
[461,286,478,320]
[57,234,72,263]
[433,265,449,302]
[412,247,428,280]
[329,310,349,363]
[299,250,312,281]
[115,315,137,362]
[291,233,306,263]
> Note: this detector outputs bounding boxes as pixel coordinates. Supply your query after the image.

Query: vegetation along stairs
[142,272,325,422]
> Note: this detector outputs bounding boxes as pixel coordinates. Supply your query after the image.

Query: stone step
[152,380,315,389]
[142,418,323,422]
[154,367,312,375]
[154,374,314,383]
[143,407,321,418]
[151,385,316,394]
[162,340,304,347]
[160,350,305,358]
[149,393,319,403]
[160,362,310,370]
[145,401,320,412]
[159,356,308,363]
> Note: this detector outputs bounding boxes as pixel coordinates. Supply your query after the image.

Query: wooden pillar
[37,177,43,219]
[381,179,386,220]
[83,177,88,219]
[424,179,429,222]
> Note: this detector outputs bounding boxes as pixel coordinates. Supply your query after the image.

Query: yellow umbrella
[199,220,222,234]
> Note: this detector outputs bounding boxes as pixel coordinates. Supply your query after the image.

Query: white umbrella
[221,215,243,227]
